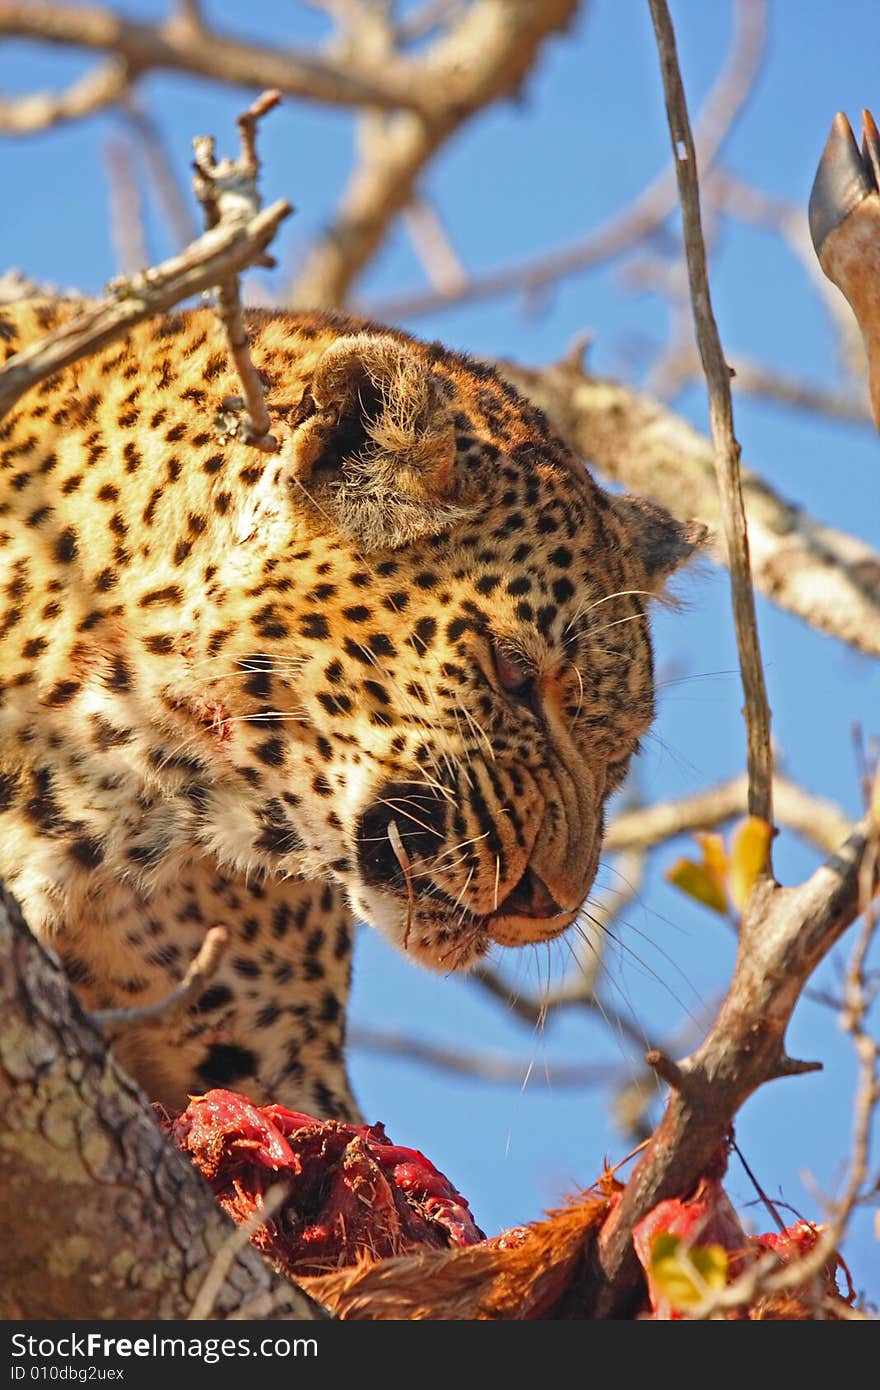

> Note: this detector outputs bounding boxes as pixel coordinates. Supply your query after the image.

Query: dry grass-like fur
[301,1192,609,1320]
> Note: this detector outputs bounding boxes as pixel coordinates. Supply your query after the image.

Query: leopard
[0,297,702,1121]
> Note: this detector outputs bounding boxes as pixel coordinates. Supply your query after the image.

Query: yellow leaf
[729,816,772,911]
[691,1243,729,1290]
[695,832,729,883]
[666,859,728,915]
[650,1232,729,1311]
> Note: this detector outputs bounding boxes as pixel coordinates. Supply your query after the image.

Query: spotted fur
[0,299,701,1117]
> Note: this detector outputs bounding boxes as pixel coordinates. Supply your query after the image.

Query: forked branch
[588,0,880,1317]
[0,92,290,423]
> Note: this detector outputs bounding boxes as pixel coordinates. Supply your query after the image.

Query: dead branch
[122,96,199,250]
[685,858,879,1320]
[192,89,282,451]
[90,925,227,1033]
[348,1025,618,1088]
[728,357,872,422]
[290,0,578,306]
[501,354,880,658]
[594,807,879,1312]
[0,1,428,122]
[402,198,467,294]
[0,202,289,420]
[104,136,150,276]
[0,57,128,134]
[365,0,766,321]
[0,93,291,423]
[649,0,773,831]
[661,346,873,424]
[605,773,854,858]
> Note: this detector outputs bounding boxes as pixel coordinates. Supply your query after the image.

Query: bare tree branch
[0,1,428,116]
[402,198,467,294]
[663,346,873,424]
[594,806,879,1315]
[728,357,872,422]
[348,1024,618,1088]
[122,96,199,250]
[685,862,879,1320]
[191,89,284,451]
[649,0,773,832]
[0,57,128,134]
[365,0,767,321]
[290,0,578,306]
[104,135,150,276]
[0,200,289,421]
[605,773,854,858]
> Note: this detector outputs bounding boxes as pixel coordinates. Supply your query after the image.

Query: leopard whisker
[386,819,416,951]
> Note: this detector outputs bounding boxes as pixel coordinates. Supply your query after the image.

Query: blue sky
[2,1,878,1304]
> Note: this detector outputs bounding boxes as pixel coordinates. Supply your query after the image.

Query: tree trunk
[0,886,320,1321]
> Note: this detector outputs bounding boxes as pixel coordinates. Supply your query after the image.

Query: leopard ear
[284,334,470,550]
[608,494,708,594]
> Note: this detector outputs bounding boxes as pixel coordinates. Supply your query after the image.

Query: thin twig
[0,93,292,422]
[188,1183,290,1322]
[0,199,290,421]
[605,773,853,858]
[654,344,873,424]
[348,1025,618,1088]
[104,137,150,277]
[192,89,282,452]
[90,925,227,1031]
[0,58,128,135]
[365,0,767,321]
[402,198,467,294]
[648,0,773,834]
[122,96,198,250]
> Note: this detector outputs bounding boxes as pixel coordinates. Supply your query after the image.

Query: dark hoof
[809,110,879,257]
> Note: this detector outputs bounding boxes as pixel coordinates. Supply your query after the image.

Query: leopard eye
[492,645,534,700]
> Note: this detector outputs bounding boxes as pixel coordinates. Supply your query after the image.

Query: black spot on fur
[196,1043,258,1086]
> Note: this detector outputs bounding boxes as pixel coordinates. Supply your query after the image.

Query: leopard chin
[0,296,701,1116]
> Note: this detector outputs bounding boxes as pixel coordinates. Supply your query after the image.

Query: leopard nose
[355,781,448,889]
[494,864,564,920]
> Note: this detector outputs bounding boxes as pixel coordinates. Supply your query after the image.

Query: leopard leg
[41,855,360,1121]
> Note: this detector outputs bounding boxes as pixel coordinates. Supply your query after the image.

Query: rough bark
[0,886,320,1321]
